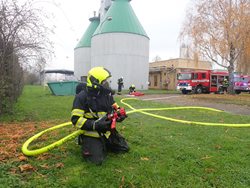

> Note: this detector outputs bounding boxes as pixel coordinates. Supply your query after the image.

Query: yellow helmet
[86,67,111,89]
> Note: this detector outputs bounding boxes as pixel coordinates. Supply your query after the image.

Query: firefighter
[222,78,229,94]
[71,67,129,165]
[129,84,136,94]
[117,77,124,95]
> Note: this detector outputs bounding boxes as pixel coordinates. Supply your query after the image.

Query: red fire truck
[176,70,229,94]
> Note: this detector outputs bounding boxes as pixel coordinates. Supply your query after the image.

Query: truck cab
[176,72,193,94]
[176,71,210,94]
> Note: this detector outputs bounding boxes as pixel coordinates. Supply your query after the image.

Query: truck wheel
[195,86,202,94]
[182,90,188,94]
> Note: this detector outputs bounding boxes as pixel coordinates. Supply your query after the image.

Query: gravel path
[137,94,250,116]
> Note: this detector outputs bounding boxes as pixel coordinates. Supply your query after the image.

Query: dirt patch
[138,94,250,116]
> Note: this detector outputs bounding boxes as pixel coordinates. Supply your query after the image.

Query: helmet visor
[101,77,112,88]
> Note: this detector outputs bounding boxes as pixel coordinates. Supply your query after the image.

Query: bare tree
[180,0,250,94]
[0,0,54,66]
[0,0,54,113]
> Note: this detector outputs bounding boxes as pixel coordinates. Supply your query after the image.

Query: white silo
[91,0,150,90]
[74,15,100,81]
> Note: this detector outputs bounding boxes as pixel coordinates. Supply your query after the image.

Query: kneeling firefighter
[71,67,129,165]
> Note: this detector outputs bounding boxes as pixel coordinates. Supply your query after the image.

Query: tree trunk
[227,43,236,94]
[227,65,235,94]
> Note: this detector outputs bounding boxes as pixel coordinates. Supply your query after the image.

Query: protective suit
[71,67,129,165]
[117,77,124,94]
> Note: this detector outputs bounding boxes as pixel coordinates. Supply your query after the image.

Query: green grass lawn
[0,85,73,122]
[0,85,250,187]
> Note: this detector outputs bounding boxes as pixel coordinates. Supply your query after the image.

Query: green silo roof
[75,17,100,49]
[93,0,149,38]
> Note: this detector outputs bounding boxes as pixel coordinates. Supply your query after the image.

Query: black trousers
[222,86,228,92]
[80,131,129,165]
[118,84,123,92]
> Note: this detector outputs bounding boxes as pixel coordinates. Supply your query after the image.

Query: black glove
[116,115,127,122]
[93,116,112,133]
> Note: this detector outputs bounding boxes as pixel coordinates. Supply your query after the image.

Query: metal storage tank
[74,16,100,81]
[91,0,150,90]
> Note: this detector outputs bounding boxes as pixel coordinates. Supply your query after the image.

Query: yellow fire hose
[22,98,250,156]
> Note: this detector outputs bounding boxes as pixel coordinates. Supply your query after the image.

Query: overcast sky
[39,0,190,70]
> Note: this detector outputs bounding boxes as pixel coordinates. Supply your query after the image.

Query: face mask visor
[101,77,112,89]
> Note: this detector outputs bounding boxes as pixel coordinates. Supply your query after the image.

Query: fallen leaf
[40,164,50,169]
[119,176,125,188]
[9,168,18,175]
[201,155,213,160]
[18,155,27,161]
[115,169,122,173]
[37,153,53,160]
[214,145,222,149]
[19,164,35,172]
[55,162,64,168]
[205,168,216,173]
[140,157,149,161]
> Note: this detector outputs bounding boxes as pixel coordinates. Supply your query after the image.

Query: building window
[202,73,206,79]
[218,76,224,84]
[193,73,198,79]
[211,75,217,86]
[154,75,157,86]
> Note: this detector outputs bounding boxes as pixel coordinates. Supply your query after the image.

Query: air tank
[91,0,149,90]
